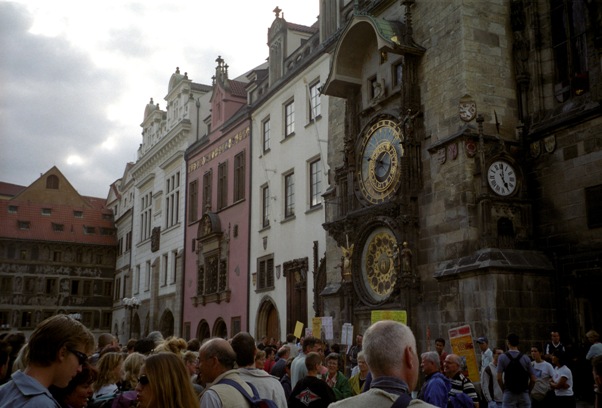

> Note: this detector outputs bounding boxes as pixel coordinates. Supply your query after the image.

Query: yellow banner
[294,321,304,339]
[371,310,407,325]
[312,317,322,339]
[449,325,480,382]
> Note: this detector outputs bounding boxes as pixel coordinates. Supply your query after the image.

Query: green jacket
[329,371,353,401]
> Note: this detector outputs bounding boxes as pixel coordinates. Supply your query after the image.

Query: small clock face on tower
[357,119,404,205]
[487,160,517,196]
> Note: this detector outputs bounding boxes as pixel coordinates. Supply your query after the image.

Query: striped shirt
[449,372,479,403]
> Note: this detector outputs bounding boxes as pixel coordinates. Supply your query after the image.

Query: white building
[247,12,331,341]
[112,68,212,341]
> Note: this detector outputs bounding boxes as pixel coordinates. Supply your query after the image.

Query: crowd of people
[0,314,601,408]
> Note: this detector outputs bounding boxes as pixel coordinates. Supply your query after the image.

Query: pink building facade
[183,58,251,340]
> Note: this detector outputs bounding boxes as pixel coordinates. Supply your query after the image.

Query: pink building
[183,57,251,340]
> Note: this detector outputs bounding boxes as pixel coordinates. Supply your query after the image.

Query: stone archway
[256,297,280,342]
[159,309,174,338]
[197,320,210,342]
[212,318,227,339]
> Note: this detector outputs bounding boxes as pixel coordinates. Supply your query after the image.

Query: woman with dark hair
[550,350,575,408]
[134,352,199,408]
[50,362,98,408]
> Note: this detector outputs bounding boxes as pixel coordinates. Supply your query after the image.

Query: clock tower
[322,2,425,330]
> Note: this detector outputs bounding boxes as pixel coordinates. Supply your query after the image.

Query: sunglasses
[68,348,88,366]
[138,375,150,386]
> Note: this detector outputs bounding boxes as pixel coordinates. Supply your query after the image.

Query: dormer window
[46,175,59,189]
[41,208,52,215]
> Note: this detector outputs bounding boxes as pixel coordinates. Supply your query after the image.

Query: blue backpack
[448,392,475,408]
[217,378,278,408]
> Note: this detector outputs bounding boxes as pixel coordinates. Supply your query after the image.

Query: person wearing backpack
[198,338,254,408]
[496,333,536,408]
[230,332,288,408]
[329,320,437,408]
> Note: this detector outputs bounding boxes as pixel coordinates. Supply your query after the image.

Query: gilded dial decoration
[487,160,517,196]
[357,119,404,204]
[361,227,398,303]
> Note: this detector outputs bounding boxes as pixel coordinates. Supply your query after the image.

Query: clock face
[357,119,404,204]
[487,160,517,196]
[361,227,398,303]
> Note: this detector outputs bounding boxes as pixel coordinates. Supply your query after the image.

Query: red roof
[0,167,116,246]
[229,80,247,98]
[0,182,26,198]
[0,199,116,246]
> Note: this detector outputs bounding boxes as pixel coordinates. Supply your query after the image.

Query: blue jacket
[419,372,451,408]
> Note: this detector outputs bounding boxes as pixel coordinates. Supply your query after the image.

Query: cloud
[0,0,319,198]
[0,2,134,197]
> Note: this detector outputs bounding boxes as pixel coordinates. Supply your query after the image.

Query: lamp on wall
[123,297,141,340]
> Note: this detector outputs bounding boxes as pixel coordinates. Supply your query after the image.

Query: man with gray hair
[329,320,436,407]
[418,351,450,407]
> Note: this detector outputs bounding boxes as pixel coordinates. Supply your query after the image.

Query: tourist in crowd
[230,332,288,407]
[593,355,602,408]
[254,349,266,370]
[92,352,124,400]
[49,362,97,408]
[550,350,575,408]
[0,314,95,407]
[289,352,336,408]
[349,351,370,396]
[418,351,450,408]
[587,331,602,361]
[325,352,352,400]
[135,352,199,408]
[122,352,146,391]
[329,320,435,408]
[263,346,277,373]
[280,357,294,400]
[530,345,555,407]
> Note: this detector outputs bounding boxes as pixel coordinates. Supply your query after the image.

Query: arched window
[46,175,59,189]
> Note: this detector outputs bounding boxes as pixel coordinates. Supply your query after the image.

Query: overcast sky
[0,1,319,198]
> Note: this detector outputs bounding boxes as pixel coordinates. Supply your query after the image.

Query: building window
[162,254,169,286]
[188,180,198,223]
[46,278,56,295]
[231,316,241,336]
[262,118,271,153]
[550,0,589,102]
[203,170,212,213]
[140,191,152,241]
[18,221,30,230]
[217,162,228,210]
[103,282,113,297]
[284,172,295,218]
[257,256,274,290]
[393,59,404,87]
[262,185,270,228]
[84,226,95,234]
[284,100,295,137]
[309,81,321,121]
[586,184,602,228]
[368,76,378,99]
[134,265,140,294]
[234,152,245,202]
[126,231,132,252]
[8,205,18,213]
[41,208,51,215]
[53,251,62,262]
[71,280,80,295]
[165,172,180,228]
[74,210,83,218]
[309,159,322,207]
[145,261,151,291]
[46,175,59,189]
[52,223,64,232]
